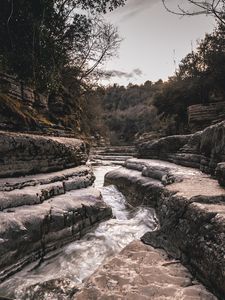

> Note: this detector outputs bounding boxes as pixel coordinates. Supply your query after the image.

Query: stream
[0,165,157,299]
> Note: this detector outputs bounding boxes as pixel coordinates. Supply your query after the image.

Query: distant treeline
[91,23,225,145]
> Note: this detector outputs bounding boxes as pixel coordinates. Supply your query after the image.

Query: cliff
[0,73,82,136]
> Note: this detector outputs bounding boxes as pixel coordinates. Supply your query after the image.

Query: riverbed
[0,165,157,299]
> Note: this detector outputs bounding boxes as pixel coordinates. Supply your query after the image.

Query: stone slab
[76,240,216,300]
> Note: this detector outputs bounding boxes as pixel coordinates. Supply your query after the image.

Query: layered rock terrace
[0,132,112,286]
[105,158,225,298]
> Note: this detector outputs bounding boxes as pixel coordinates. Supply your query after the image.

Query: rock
[0,131,89,177]
[0,186,112,282]
[138,134,190,160]
[137,121,225,185]
[89,146,136,166]
[0,129,112,288]
[0,165,93,192]
[0,72,48,111]
[105,159,225,298]
[22,278,79,300]
[188,102,225,133]
[215,162,225,187]
[76,240,216,300]
[0,166,95,210]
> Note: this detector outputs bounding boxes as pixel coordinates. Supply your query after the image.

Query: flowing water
[0,165,157,299]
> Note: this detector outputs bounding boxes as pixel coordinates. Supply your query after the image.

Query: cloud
[133,68,143,76]
[120,0,159,20]
[101,68,143,79]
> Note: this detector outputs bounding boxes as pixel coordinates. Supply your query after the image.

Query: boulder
[23,278,78,300]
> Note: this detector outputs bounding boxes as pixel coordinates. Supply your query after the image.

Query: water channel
[0,165,157,299]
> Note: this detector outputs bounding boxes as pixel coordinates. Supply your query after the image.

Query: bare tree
[162,0,225,24]
[79,18,121,80]
[65,16,122,89]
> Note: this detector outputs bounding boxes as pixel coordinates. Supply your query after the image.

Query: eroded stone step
[0,166,92,191]
[91,152,135,156]
[0,176,95,211]
[92,155,133,161]
[0,187,112,282]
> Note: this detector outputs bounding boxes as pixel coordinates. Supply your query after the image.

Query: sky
[101,0,215,86]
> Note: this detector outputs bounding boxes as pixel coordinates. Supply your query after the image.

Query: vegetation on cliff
[0,0,125,92]
[0,0,127,136]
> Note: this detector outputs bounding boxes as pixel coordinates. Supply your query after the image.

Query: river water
[0,165,157,299]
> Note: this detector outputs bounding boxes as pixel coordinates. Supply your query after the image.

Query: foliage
[0,0,125,91]
[177,23,225,99]
[101,81,164,144]
[96,22,225,143]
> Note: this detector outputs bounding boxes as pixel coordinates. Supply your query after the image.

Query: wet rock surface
[0,131,89,177]
[76,240,216,300]
[105,158,225,298]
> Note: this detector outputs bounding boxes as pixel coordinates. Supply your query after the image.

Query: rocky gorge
[102,121,225,299]
[0,123,225,299]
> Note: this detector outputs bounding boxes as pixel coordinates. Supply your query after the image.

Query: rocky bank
[104,155,225,298]
[0,131,89,177]
[0,132,112,285]
[137,120,225,185]
[77,240,216,300]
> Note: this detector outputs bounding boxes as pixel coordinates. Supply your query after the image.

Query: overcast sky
[101,0,215,86]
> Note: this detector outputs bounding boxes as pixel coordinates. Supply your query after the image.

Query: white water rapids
[0,165,157,299]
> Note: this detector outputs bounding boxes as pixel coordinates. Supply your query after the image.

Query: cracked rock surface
[76,240,216,300]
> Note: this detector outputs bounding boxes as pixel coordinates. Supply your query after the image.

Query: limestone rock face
[0,73,49,114]
[105,159,225,298]
[0,183,112,282]
[0,131,89,177]
[76,240,216,300]
[215,162,225,186]
[0,135,111,284]
[89,146,136,166]
[137,121,225,184]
